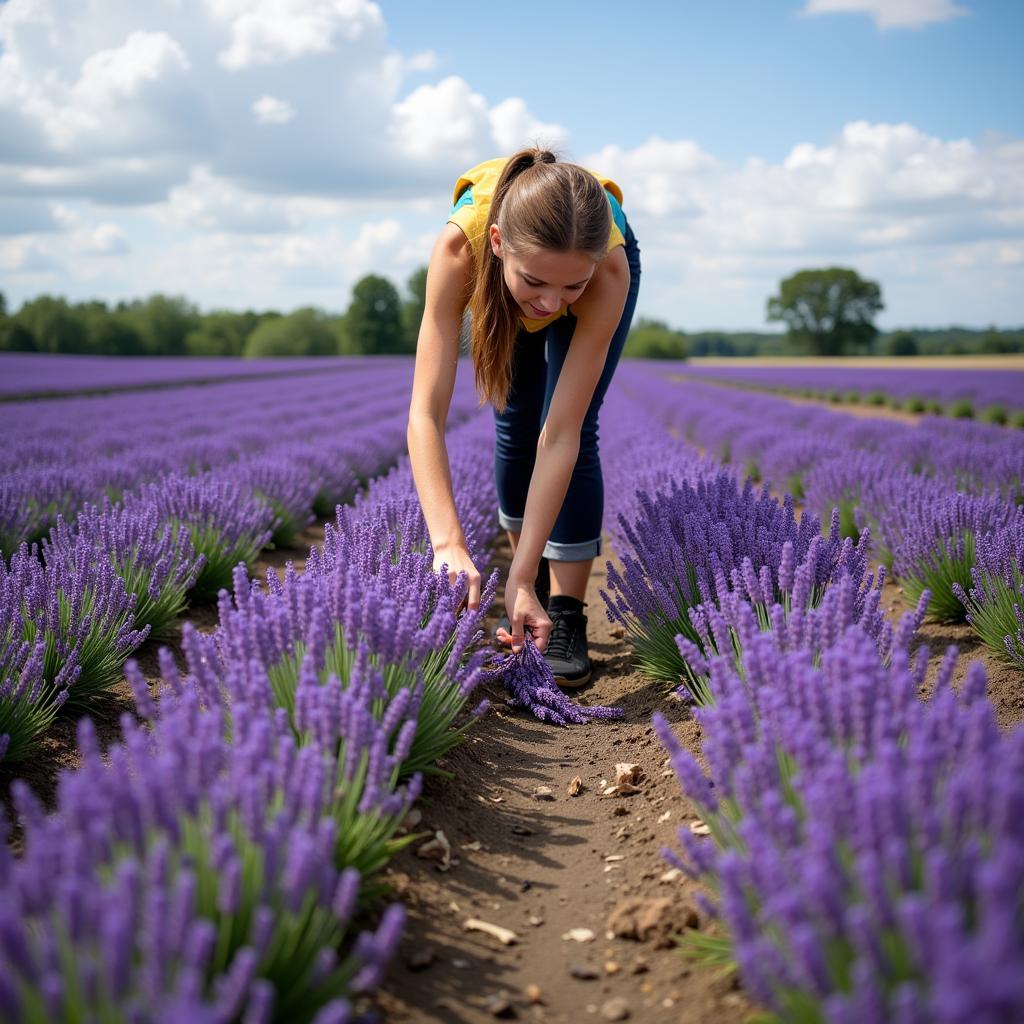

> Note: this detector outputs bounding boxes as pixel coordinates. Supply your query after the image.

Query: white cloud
[208,0,386,70]
[488,98,566,155]
[799,0,972,31]
[0,0,551,203]
[87,222,129,254]
[252,94,295,125]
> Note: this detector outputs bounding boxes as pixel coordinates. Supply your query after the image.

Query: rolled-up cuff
[543,535,602,561]
[498,508,524,532]
[497,511,602,561]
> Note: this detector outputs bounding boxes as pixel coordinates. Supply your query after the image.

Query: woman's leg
[493,327,546,564]
[541,220,642,600]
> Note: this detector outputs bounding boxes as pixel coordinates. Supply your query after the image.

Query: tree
[401,266,428,353]
[623,317,687,360]
[344,274,405,354]
[886,330,918,357]
[121,294,199,355]
[766,268,883,357]
[185,310,262,357]
[243,308,337,358]
[14,295,89,353]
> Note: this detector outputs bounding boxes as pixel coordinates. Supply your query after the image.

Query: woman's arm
[508,246,631,614]
[407,224,481,607]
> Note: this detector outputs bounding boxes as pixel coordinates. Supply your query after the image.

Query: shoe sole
[552,668,592,689]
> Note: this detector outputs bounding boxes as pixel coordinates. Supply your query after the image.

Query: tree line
[3,266,1021,359]
[0,269,427,358]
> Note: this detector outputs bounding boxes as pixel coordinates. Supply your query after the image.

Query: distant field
[689,355,1024,370]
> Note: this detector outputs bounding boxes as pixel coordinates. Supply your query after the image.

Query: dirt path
[377,535,751,1024]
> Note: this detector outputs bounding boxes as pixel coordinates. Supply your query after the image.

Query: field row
[675,361,1024,423]
[594,365,1022,1021]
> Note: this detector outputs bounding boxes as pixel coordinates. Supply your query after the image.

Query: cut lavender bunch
[483,632,623,726]
[43,496,205,638]
[141,472,277,603]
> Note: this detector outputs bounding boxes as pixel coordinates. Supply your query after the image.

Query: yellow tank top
[446,156,627,333]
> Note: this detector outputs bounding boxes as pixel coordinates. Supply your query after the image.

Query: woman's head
[469,147,613,412]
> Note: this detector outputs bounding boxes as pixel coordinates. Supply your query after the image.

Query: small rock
[528,915,544,927]
[604,961,621,975]
[533,786,555,801]
[612,806,629,818]
[600,997,631,1021]
[520,880,532,892]
[406,947,437,971]
[562,928,595,943]
[607,897,699,948]
[630,958,649,975]
[569,964,600,980]
[567,775,583,797]
[512,825,534,836]
[482,993,517,1018]
[524,984,544,1005]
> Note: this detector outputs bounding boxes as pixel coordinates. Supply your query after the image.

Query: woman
[407,147,641,687]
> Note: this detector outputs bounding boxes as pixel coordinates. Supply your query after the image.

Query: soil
[376,534,751,1024]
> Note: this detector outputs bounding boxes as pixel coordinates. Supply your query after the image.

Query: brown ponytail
[468,147,613,412]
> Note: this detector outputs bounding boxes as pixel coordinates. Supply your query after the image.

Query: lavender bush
[953,512,1024,669]
[601,474,853,684]
[43,497,205,638]
[0,687,404,1022]
[890,491,1017,622]
[2,542,149,712]
[654,630,1024,1023]
[142,473,277,603]
[674,550,930,704]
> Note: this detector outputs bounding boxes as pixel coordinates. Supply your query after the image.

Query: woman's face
[489,225,597,319]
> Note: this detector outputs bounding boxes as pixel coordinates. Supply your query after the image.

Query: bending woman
[407,147,641,687]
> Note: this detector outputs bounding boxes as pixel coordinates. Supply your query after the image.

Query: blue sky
[0,0,1021,331]
[387,0,1023,164]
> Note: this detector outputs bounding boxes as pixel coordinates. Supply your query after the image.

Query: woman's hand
[497,574,553,655]
[433,542,482,612]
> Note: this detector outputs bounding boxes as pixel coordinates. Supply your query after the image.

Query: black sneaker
[497,557,550,638]
[543,595,591,688]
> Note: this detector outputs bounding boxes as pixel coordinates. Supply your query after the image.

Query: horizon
[1,0,1021,330]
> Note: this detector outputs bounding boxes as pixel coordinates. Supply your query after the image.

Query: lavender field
[2,355,1022,1023]
[676,358,1024,423]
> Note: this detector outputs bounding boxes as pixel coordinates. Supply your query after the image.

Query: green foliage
[980,404,1008,425]
[948,398,974,419]
[905,396,926,413]
[956,569,1024,671]
[117,294,199,355]
[243,307,338,358]
[623,317,688,360]
[766,267,884,356]
[401,266,428,351]
[886,330,918,356]
[901,532,976,624]
[866,390,887,406]
[14,295,90,353]
[185,310,262,357]
[343,274,408,355]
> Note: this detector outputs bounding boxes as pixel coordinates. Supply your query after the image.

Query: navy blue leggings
[493,217,642,561]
